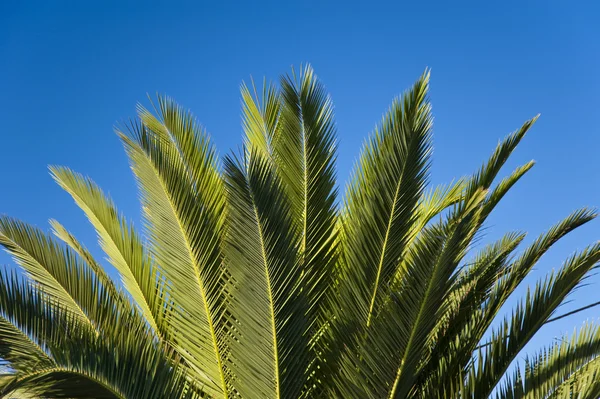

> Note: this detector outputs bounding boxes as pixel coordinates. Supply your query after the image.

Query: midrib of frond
[0,234,93,330]
[388,246,441,398]
[144,155,229,398]
[58,190,159,334]
[7,367,126,399]
[297,102,308,259]
[252,200,281,398]
[366,169,403,327]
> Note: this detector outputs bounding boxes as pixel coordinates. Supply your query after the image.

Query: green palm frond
[0,217,114,330]
[0,66,598,399]
[337,187,487,399]
[0,271,55,373]
[49,219,129,310]
[423,209,597,399]
[465,241,600,398]
[119,121,228,397]
[274,65,339,328]
[223,150,309,398]
[338,69,432,335]
[241,78,281,157]
[549,356,600,399]
[0,272,192,399]
[137,95,227,212]
[50,167,165,335]
[496,322,600,399]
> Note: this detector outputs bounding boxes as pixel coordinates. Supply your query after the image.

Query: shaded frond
[223,150,309,398]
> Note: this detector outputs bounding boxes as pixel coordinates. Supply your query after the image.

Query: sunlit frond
[50,167,165,335]
[0,67,596,399]
[119,121,227,397]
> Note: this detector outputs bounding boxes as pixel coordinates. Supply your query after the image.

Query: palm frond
[118,121,228,397]
[0,217,112,330]
[223,150,309,398]
[424,209,597,399]
[0,271,55,373]
[275,65,339,328]
[464,241,600,398]
[495,323,600,399]
[241,78,281,158]
[338,69,432,336]
[50,167,165,335]
[0,272,191,399]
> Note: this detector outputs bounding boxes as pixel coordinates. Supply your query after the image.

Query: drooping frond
[0,272,192,399]
[0,271,55,373]
[495,323,600,399]
[0,217,112,330]
[464,241,600,398]
[223,150,309,398]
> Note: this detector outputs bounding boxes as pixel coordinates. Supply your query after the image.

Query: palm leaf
[496,323,600,399]
[119,121,228,397]
[0,217,107,330]
[274,65,339,328]
[465,241,600,398]
[0,272,191,399]
[337,70,432,337]
[223,150,309,398]
[241,78,281,158]
[50,167,165,335]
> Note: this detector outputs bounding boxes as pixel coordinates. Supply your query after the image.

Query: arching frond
[464,241,600,398]
[50,167,165,335]
[119,122,228,397]
[0,272,191,399]
[495,323,600,399]
[0,217,112,330]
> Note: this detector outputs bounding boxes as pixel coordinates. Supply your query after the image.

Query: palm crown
[1,67,599,399]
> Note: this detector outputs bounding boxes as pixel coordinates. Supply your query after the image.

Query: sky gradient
[1,0,599,363]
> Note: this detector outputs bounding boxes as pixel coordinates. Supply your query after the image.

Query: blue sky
[1,0,599,365]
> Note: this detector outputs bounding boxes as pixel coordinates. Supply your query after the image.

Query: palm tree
[0,67,599,399]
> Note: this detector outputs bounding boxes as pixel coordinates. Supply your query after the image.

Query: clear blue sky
[1,0,599,362]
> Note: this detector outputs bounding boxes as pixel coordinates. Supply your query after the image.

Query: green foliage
[0,66,598,398]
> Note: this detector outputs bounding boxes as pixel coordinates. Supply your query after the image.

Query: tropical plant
[1,66,599,399]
